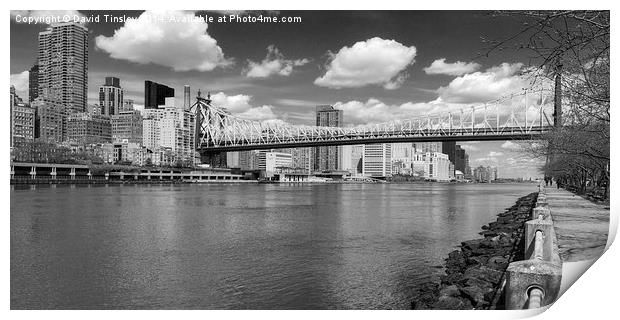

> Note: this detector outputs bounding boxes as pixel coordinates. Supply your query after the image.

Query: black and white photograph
[6,4,615,315]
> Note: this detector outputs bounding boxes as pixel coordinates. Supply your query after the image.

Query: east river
[10,182,537,309]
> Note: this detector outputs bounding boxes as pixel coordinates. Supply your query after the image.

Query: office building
[340,144,364,174]
[121,99,134,113]
[111,110,143,144]
[414,142,442,153]
[257,151,293,176]
[314,105,343,171]
[145,80,175,109]
[363,143,392,177]
[99,77,124,116]
[66,112,112,144]
[38,22,88,118]
[28,64,39,103]
[291,147,313,173]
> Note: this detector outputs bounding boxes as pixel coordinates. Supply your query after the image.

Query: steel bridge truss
[191,89,555,152]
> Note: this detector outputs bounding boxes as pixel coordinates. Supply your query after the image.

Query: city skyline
[10,10,545,178]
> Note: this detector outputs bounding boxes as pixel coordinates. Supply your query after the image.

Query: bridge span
[192,89,556,154]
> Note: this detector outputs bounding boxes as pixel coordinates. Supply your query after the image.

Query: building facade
[99,77,123,116]
[10,87,35,147]
[28,64,39,103]
[32,98,64,143]
[38,22,88,123]
[66,113,112,144]
[141,102,195,163]
[314,105,343,171]
[111,110,143,144]
[362,143,392,177]
[145,80,175,109]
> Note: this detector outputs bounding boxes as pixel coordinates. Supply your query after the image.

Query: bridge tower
[191,90,228,167]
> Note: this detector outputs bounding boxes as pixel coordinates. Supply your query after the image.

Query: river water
[10,182,537,309]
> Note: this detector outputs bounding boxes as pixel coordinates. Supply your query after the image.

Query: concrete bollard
[505,259,562,309]
[524,219,555,261]
[531,207,550,220]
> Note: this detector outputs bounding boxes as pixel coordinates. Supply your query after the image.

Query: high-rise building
[38,22,88,125]
[454,145,469,174]
[363,143,392,177]
[32,98,63,143]
[28,64,39,103]
[121,99,134,113]
[99,77,124,116]
[314,105,343,171]
[291,147,313,173]
[111,110,143,144]
[257,151,293,176]
[10,87,35,147]
[145,80,175,109]
[142,99,195,162]
[183,85,191,110]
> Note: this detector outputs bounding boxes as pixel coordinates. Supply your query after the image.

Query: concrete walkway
[544,187,610,295]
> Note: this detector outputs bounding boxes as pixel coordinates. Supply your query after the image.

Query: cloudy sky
[10,10,546,178]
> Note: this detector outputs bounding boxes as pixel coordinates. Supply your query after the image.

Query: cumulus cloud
[424,58,481,76]
[437,63,528,104]
[95,10,232,72]
[210,91,277,121]
[244,45,309,78]
[460,144,480,152]
[489,151,504,157]
[10,71,29,99]
[11,10,85,23]
[314,37,417,89]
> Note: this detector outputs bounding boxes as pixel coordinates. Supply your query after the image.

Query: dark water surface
[11,183,536,309]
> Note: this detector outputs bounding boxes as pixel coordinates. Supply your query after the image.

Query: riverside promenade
[544,188,610,296]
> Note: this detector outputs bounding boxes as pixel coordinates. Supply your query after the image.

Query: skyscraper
[314,105,343,171]
[99,77,124,116]
[145,80,175,109]
[38,22,88,116]
[28,64,39,103]
[184,85,191,110]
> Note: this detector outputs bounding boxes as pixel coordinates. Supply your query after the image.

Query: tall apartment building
[142,99,195,162]
[66,113,112,144]
[38,22,88,140]
[314,105,343,171]
[28,64,39,103]
[121,99,134,113]
[32,98,64,143]
[111,110,143,144]
[291,147,313,173]
[99,77,124,116]
[145,80,175,109]
[362,143,392,177]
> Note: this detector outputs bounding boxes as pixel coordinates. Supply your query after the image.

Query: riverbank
[410,192,538,310]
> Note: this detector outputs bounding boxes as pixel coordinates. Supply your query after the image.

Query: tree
[483,11,610,198]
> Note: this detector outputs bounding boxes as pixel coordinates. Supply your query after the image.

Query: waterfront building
[66,112,112,144]
[144,80,175,109]
[411,152,451,181]
[227,151,240,168]
[473,165,498,182]
[314,105,343,171]
[32,98,64,143]
[362,143,392,178]
[99,77,123,116]
[111,110,143,144]
[257,151,293,176]
[28,64,39,103]
[292,147,313,173]
[340,144,364,174]
[38,22,88,120]
[99,141,149,166]
[141,99,195,163]
[10,88,35,147]
[238,150,259,170]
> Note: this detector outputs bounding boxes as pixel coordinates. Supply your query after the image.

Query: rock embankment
[411,192,538,310]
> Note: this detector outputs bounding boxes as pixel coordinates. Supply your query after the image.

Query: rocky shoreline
[411,192,538,310]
